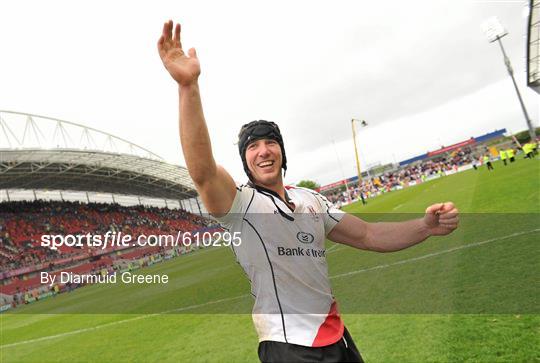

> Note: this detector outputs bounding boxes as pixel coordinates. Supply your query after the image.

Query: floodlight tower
[482,17,536,142]
[351,118,368,184]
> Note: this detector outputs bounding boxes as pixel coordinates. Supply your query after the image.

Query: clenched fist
[423,202,459,236]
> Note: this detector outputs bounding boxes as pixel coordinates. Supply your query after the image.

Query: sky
[1,0,538,187]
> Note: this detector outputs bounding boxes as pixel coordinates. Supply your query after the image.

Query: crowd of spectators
[326,148,476,205]
[0,200,214,272]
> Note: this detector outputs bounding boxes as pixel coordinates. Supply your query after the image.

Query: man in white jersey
[158,20,459,363]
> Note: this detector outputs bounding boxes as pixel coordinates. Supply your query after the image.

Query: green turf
[1,159,539,362]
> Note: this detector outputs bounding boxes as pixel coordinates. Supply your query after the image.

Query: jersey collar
[248,182,296,220]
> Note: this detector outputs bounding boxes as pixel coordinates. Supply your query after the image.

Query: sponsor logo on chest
[296,231,314,244]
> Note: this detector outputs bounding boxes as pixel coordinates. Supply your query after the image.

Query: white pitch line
[0,294,249,349]
[326,244,340,253]
[392,203,404,211]
[2,228,538,349]
[327,245,345,254]
[329,228,540,279]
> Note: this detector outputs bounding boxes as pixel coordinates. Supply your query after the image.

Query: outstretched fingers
[158,21,171,55]
[158,20,185,59]
[163,20,173,41]
[173,23,182,48]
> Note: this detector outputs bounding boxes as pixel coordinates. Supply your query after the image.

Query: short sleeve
[214,184,254,227]
[312,192,345,236]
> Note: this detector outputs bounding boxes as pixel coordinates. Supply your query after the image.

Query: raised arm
[328,202,459,252]
[158,20,236,216]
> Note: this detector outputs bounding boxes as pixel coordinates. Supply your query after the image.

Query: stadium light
[482,17,536,142]
[351,118,368,184]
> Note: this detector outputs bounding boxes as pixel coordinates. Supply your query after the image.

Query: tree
[296,180,320,190]
[513,127,540,144]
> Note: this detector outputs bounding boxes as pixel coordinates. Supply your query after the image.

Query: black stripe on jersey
[328,212,340,223]
[223,189,256,289]
[231,244,255,293]
[244,218,288,343]
[248,182,295,213]
[266,195,295,222]
[253,188,295,221]
[230,244,238,258]
[243,189,255,219]
[244,182,295,221]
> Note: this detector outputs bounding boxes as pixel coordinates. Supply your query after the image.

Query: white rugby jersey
[216,183,346,347]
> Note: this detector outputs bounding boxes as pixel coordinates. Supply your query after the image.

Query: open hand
[423,202,459,236]
[158,20,200,86]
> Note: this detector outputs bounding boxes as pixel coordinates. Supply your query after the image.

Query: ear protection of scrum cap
[237,120,287,181]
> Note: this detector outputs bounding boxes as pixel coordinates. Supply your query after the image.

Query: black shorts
[258,327,364,363]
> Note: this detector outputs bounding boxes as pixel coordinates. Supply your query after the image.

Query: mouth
[257,160,275,169]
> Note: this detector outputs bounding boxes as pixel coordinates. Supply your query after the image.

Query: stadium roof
[0,111,198,200]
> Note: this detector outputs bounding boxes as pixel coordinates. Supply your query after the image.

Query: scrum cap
[237,120,287,180]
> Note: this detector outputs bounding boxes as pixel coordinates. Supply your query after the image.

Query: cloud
[0,0,536,187]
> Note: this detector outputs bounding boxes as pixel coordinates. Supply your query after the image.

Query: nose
[257,143,271,158]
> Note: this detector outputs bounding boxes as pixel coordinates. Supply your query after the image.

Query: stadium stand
[324,146,478,204]
[321,130,534,206]
[0,111,220,310]
[0,200,218,308]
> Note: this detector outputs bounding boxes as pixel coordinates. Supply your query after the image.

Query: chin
[254,172,281,186]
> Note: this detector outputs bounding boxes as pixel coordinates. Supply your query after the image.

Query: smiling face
[245,138,283,187]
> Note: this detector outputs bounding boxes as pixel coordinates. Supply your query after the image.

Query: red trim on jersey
[285,185,296,190]
[311,301,344,347]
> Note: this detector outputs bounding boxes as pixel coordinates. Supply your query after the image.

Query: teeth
[258,161,273,167]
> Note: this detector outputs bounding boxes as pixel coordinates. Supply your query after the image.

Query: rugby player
[158,20,459,363]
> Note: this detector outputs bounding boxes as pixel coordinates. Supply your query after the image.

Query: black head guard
[237,120,287,181]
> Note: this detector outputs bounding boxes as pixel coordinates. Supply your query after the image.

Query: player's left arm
[327,202,459,252]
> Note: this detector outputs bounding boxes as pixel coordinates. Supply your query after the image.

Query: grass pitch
[1,159,539,362]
